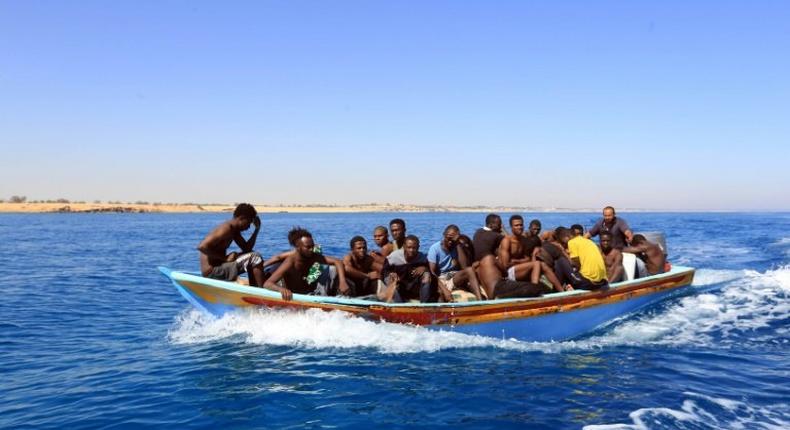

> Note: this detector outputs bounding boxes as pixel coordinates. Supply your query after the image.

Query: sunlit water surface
[1,212,788,429]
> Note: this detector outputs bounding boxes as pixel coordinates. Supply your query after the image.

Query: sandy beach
[0,202,596,214]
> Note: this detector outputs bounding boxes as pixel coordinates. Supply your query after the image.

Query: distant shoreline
[0,202,774,213]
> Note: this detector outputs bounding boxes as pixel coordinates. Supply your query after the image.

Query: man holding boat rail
[586,206,633,249]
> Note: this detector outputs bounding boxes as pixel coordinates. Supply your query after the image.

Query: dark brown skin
[623,241,666,275]
[369,227,392,269]
[600,235,624,282]
[198,214,266,287]
[390,222,406,249]
[498,218,540,283]
[585,207,634,244]
[343,240,379,284]
[264,236,350,300]
[379,238,430,303]
[428,229,483,302]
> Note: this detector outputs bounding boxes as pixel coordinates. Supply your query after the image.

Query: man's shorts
[507,266,517,281]
[438,271,459,291]
[207,252,263,281]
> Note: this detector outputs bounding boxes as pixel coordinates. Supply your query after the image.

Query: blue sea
[1,212,788,429]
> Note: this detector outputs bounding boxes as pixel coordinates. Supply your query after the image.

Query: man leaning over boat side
[343,235,380,297]
[586,206,633,250]
[378,235,433,303]
[264,228,350,300]
[197,203,278,294]
[623,234,667,276]
[427,225,483,302]
[599,231,625,283]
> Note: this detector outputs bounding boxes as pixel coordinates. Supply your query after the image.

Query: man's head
[485,213,502,233]
[600,231,613,252]
[509,215,524,236]
[232,203,257,230]
[373,226,389,247]
[603,206,616,224]
[442,224,460,249]
[349,235,367,258]
[555,227,572,246]
[389,218,406,242]
[631,234,647,246]
[290,227,315,258]
[403,235,420,261]
[571,224,584,237]
[528,219,542,237]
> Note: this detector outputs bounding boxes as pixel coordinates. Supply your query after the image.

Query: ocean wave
[168,266,790,353]
[583,392,789,430]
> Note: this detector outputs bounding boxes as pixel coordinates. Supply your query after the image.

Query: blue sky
[1,1,788,210]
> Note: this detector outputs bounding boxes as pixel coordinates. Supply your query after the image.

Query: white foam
[168,266,790,352]
[584,392,790,430]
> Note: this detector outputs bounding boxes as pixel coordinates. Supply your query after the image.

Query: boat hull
[159,266,695,342]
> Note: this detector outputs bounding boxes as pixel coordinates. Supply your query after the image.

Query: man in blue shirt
[427,225,483,301]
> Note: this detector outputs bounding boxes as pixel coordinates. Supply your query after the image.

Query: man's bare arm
[262,255,293,300]
[343,255,369,280]
[498,237,512,270]
[322,255,350,295]
[264,250,294,268]
[233,218,260,253]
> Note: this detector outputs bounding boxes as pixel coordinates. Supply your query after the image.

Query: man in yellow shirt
[555,227,609,290]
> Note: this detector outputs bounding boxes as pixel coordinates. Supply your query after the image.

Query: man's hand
[279,287,293,301]
[410,266,426,277]
[338,281,351,296]
[226,252,238,262]
[367,271,380,280]
[387,272,399,285]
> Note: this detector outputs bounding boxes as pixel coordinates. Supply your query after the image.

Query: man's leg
[419,272,433,303]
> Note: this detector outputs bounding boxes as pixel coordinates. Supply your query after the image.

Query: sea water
[0,212,788,429]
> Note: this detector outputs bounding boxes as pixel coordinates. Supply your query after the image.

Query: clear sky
[1,1,788,210]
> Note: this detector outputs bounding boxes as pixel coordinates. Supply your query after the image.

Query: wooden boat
[159,261,695,342]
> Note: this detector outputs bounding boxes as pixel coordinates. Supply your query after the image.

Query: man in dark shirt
[586,206,633,249]
[379,235,433,303]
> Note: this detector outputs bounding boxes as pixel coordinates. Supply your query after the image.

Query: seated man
[198,203,272,290]
[599,232,625,283]
[389,218,407,251]
[526,219,542,240]
[428,225,483,302]
[369,225,393,269]
[473,213,543,299]
[571,224,585,238]
[555,227,608,290]
[498,215,542,284]
[535,227,574,292]
[586,206,633,250]
[379,235,434,303]
[343,236,380,296]
[264,228,350,299]
[623,234,667,276]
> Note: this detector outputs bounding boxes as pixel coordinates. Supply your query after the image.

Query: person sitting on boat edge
[526,219,542,241]
[343,235,380,297]
[428,225,483,302]
[586,206,633,250]
[264,228,350,300]
[556,227,608,290]
[389,218,407,251]
[379,235,434,303]
[369,225,393,267]
[197,203,271,290]
[623,234,667,276]
[599,231,625,283]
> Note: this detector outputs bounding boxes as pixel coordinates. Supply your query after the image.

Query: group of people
[198,204,668,303]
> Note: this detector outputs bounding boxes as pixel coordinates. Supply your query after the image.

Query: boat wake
[168,266,790,353]
[583,391,789,430]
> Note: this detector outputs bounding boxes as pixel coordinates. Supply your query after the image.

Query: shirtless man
[498,215,542,284]
[472,214,542,299]
[623,234,667,276]
[599,232,624,283]
[198,203,271,291]
[526,219,542,239]
[264,228,350,299]
[389,218,407,251]
[427,225,483,302]
[369,225,393,269]
[343,236,379,296]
